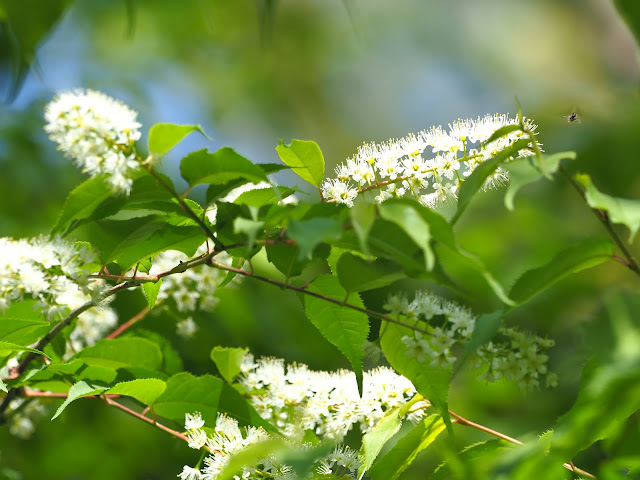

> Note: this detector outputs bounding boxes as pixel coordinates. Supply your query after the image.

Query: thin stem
[559,164,640,276]
[107,306,151,339]
[207,258,429,334]
[449,409,595,478]
[102,396,189,442]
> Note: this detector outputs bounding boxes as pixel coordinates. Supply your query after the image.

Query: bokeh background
[1,0,640,478]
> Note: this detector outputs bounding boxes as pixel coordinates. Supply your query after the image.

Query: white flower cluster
[0,236,107,319]
[44,89,142,194]
[385,291,556,390]
[476,329,557,390]
[148,243,237,314]
[322,113,541,208]
[180,412,360,480]
[239,355,428,442]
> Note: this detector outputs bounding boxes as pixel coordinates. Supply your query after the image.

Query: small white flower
[185,412,205,430]
[321,179,358,207]
[177,465,203,480]
[177,317,198,339]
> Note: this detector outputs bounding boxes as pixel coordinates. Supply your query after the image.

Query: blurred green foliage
[1,1,640,479]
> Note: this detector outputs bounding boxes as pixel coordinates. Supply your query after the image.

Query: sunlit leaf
[106,378,167,406]
[233,186,295,207]
[142,280,162,309]
[210,346,249,384]
[148,123,205,157]
[52,380,109,420]
[275,139,325,187]
[74,337,163,371]
[0,341,48,358]
[358,405,404,479]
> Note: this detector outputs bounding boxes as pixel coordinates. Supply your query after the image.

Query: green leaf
[350,199,376,255]
[453,138,532,224]
[78,365,119,384]
[74,337,163,371]
[337,254,405,294]
[52,380,109,420]
[153,372,276,432]
[503,152,576,210]
[0,378,7,393]
[576,173,640,242]
[287,217,342,260]
[51,176,114,235]
[265,243,307,278]
[370,415,447,480]
[358,405,404,479]
[379,199,434,271]
[142,280,162,309]
[210,346,249,384]
[0,316,50,345]
[148,123,205,157]
[105,378,167,406]
[180,148,268,188]
[0,341,48,358]
[380,319,451,429]
[233,186,295,207]
[78,217,205,271]
[275,139,325,187]
[509,237,614,306]
[304,274,369,393]
[131,329,184,376]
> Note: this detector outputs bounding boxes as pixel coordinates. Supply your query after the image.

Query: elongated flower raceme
[44,89,142,194]
[384,291,557,390]
[322,113,541,208]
